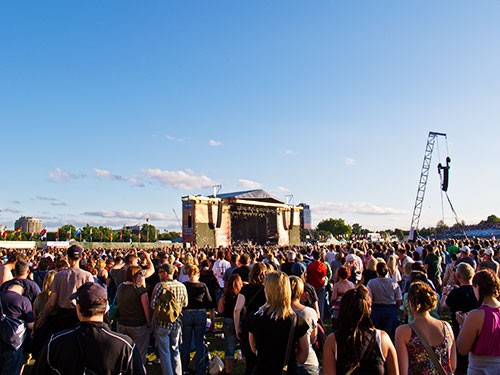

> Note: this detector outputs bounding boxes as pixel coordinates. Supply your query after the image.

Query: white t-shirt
[293,306,319,367]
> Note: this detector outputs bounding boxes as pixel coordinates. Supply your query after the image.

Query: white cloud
[93,168,145,187]
[83,210,171,221]
[49,168,85,182]
[144,168,218,190]
[238,179,262,189]
[276,186,291,193]
[208,139,221,147]
[165,134,184,143]
[312,201,407,217]
[284,149,296,156]
[345,157,356,166]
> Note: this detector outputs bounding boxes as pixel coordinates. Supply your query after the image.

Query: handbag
[0,300,26,351]
[409,322,447,375]
[108,283,122,321]
[282,313,297,375]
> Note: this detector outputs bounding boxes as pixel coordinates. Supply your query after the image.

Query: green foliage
[157,231,181,241]
[316,218,352,238]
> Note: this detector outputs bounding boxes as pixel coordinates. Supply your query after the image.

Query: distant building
[299,203,312,230]
[14,216,43,234]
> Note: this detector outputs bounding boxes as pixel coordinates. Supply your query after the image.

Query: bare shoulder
[394,324,411,340]
[325,332,337,349]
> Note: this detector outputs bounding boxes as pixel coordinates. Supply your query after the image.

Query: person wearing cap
[44,244,94,332]
[0,280,35,374]
[34,282,145,374]
[441,262,478,374]
[455,245,477,271]
[479,247,499,275]
[150,263,188,375]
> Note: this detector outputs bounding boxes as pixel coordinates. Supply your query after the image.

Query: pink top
[472,306,500,356]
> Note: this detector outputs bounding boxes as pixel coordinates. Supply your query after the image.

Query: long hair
[335,285,375,368]
[41,270,57,299]
[249,262,267,285]
[256,271,294,320]
[223,273,243,300]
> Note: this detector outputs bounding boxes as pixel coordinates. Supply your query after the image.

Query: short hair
[376,262,388,277]
[125,265,142,282]
[337,266,351,280]
[366,258,378,272]
[239,253,250,265]
[289,275,304,301]
[408,281,437,313]
[124,254,138,265]
[14,259,29,276]
[456,263,474,281]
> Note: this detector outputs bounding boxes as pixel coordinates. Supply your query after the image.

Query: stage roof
[209,189,285,204]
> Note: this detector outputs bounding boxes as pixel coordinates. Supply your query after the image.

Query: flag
[15,227,21,232]
[108,233,113,242]
[2,230,7,238]
[29,233,34,240]
[138,231,141,241]
[39,228,47,239]
[146,217,150,223]
[75,228,82,236]
[119,229,123,241]
[55,229,59,240]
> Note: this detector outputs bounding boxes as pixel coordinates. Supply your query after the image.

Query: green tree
[316,218,352,238]
[158,230,181,241]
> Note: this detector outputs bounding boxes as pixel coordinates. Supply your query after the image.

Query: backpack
[154,282,181,324]
[0,301,26,351]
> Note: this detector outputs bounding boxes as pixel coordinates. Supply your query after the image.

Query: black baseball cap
[70,282,107,309]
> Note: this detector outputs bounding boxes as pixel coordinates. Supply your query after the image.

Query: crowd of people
[0,237,499,374]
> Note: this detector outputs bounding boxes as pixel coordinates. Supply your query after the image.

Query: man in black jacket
[34,282,145,374]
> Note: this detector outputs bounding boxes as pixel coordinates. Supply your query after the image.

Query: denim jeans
[315,286,326,321]
[181,310,207,375]
[155,325,182,375]
[117,323,150,365]
[0,348,23,375]
[222,317,237,359]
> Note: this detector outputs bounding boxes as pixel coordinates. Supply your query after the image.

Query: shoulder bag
[282,313,297,375]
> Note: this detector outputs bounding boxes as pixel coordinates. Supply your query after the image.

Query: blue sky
[1,1,499,232]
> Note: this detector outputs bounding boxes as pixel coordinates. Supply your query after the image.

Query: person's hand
[455,311,467,325]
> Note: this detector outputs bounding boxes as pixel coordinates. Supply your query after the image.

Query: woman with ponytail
[323,285,398,375]
[395,282,456,375]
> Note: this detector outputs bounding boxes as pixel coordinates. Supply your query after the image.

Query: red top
[306,260,327,288]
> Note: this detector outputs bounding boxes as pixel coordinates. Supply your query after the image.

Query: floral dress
[406,322,453,374]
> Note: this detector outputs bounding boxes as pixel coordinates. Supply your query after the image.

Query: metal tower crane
[409,131,447,241]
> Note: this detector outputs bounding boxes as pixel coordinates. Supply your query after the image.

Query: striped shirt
[151,280,188,329]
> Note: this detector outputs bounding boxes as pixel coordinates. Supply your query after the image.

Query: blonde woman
[32,270,57,357]
[290,276,319,375]
[178,253,195,282]
[387,254,402,284]
[248,271,309,375]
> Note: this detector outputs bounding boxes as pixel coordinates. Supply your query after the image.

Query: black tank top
[334,329,385,375]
